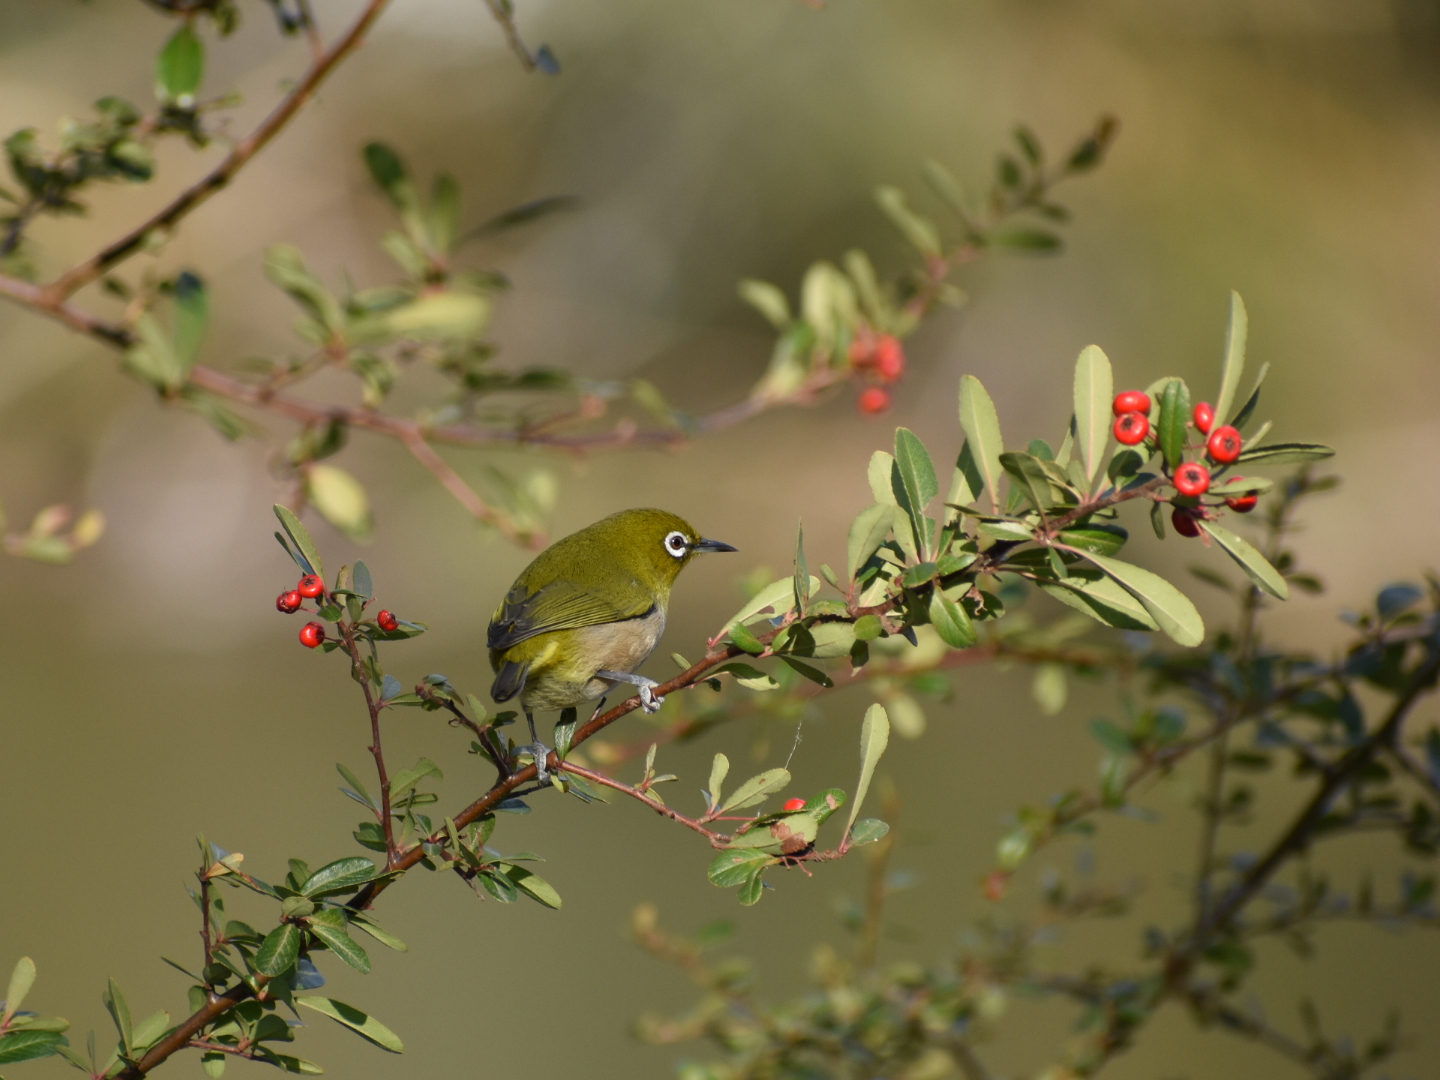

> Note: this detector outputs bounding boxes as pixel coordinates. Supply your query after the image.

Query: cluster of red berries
[1110,389,1258,538]
[851,332,906,415]
[275,572,400,648]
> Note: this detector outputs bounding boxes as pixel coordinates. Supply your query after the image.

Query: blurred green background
[3,0,1440,1077]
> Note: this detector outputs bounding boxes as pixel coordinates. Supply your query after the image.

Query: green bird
[488,508,736,777]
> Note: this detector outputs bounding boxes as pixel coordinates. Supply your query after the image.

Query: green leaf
[847,819,890,846]
[1032,664,1067,715]
[336,763,377,811]
[1157,378,1191,473]
[737,869,767,906]
[726,623,766,655]
[3,957,36,1021]
[273,504,324,582]
[867,451,898,506]
[388,758,442,800]
[707,753,729,810]
[0,1030,65,1065]
[1072,344,1113,487]
[999,452,1066,514]
[976,519,1034,542]
[845,703,890,841]
[1235,442,1335,466]
[308,920,371,974]
[1041,572,1159,631]
[793,523,810,613]
[847,504,894,580]
[201,1050,226,1078]
[990,226,1060,250]
[1056,525,1127,557]
[853,614,884,641]
[1091,719,1132,756]
[875,186,941,257]
[949,440,985,507]
[255,924,302,976]
[708,848,773,888]
[779,656,833,687]
[894,428,939,551]
[737,279,791,330]
[351,561,373,601]
[1198,521,1289,600]
[255,1050,324,1074]
[503,866,562,909]
[172,271,208,365]
[1077,552,1205,646]
[295,998,403,1053]
[715,661,777,690]
[362,142,413,208]
[1215,291,1247,426]
[350,915,408,953]
[722,576,816,632]
[102,978,132,1056]
[131,1011,170,1053]
[717,769,791,815]
[929,590,977,648]
[307,464,373,543]
[300,857,377,898]
[958,376,1004,512]
[1231,362,1269,431]
[156,25,204,106]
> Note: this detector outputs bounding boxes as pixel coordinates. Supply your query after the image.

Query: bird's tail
[491,659,530,703]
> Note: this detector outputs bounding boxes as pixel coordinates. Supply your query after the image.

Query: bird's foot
[596,670,665,714]
[525,742,551,782]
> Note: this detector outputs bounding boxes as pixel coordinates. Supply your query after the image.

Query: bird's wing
[487,579,655,652]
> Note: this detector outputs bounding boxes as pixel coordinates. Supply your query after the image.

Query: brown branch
[395,428,542,548]
[339,618,396,863]
[555,761,729,844]
[43,0,396,303]
[1174,647,1440,974]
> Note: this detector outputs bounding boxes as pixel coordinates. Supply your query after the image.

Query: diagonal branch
[43,0,395,303]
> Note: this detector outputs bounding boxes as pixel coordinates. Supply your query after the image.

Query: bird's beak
[694,537,737,553]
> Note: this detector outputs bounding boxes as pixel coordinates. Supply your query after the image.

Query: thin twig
[556,761,729,845]
[44,0,395,302]
[396,428,541,548]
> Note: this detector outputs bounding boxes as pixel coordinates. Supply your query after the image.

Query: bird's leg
[589,696,608,721]
[524,711,550,782]
[595,670,665,713]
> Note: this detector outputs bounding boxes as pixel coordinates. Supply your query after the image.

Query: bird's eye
[664,530,689,558]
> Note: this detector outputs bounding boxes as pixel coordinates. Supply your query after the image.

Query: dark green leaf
[894,428,939,546]
[737,868,767,906]
[847,819,890,846]
[172,271,208,365]
[308,921,371,974]
[1231,362,1270,431]
[708,848,773,888]
[1235,442,1336,466]
[1090,719,1132,756]
[1198,521,1289,600]
[727,622,765,655]
[990,227,1060,250]
[1057,525,1127,557]
[362,143,410,207]
[1157,378,1190,472]
[793,522,809,613]
[255,924,302,977]
[273,505,324,583]
[351,561,373,601]
[0,1030,65,1065]
[299,857,377,898]
[155,25,204,105]
[295,998,403,1053]
[779,656,833,688]
[929,590,977,648]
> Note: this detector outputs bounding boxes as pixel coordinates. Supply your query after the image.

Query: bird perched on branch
[488,508,736,778]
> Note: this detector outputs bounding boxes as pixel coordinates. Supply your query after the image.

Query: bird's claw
[526,742,551,782]
[639,684,664,714]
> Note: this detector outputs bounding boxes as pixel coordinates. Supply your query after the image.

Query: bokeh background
[3,0,1440,1077]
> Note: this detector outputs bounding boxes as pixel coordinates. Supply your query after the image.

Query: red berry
[874,335,906,382]
[1173,461,1211,497]
[299,622,325,648]
[1193,401,1215,433]
[1112,390,1151,416]
[1206,425,1242,464]
[1224,481,1259,514]
[858,386,891,415]
[1113,412,1150,446]
[1171,507,1202,538]
[276,590,303,613]
[297,574,324,599]
[376,610,399,632]
[782,798,806,812]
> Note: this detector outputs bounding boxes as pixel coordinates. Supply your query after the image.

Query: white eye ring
[664,530,689,558]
